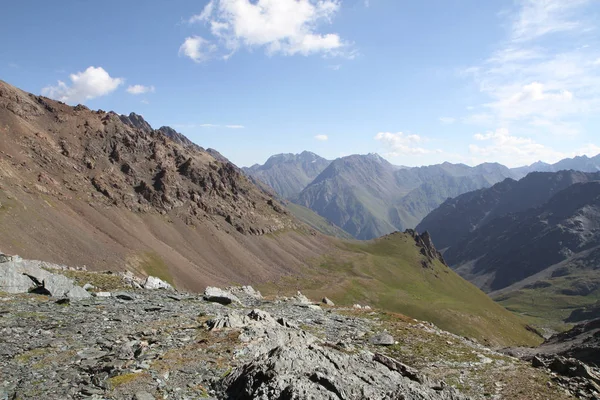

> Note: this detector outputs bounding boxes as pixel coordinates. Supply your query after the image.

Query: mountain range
[242,151,331,199]
[245,151,600,240]
[417,171,600,330]
[0,79,539,345]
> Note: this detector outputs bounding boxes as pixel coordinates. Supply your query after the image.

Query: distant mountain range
[242,151,331,199]
[245,151,600,240]
[417,170,600,330]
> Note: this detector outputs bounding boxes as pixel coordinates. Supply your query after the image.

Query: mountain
[0,79,542,347]
[243,151,331,199]
[512,155,600,176]
[417,171,600,250]
[294,155,517,239]
[444,180,600,291]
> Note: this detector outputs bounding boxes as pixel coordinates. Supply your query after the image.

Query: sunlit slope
[260,231,542,347]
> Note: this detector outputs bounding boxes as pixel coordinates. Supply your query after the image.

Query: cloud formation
[185,0,348,61]
[314,134,328,141]
[464,0,600,137]
[127,85,155,95]
[374,132,440,156]
[179,36,217,63]
[468,128,598,167]
[42,66,123,104]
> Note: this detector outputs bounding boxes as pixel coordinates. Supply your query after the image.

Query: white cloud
[464,0,600,137]
[314,134,328,141]
[469,127,600,166]
[510,0,590,42]
[439,117,455,125]
[225,124,245,129]
[42,66,124,104]
[327,64,341,71]
[374,132,440,156]
[141,99,150,105]
[179,36,217,63]
[469,128,565,166]
[126,84,155,95]
[186,0,348,59]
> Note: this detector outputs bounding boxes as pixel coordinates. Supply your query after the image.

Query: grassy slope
[286,203,353,239]
[259,232,541,347]
[494,270,600,332]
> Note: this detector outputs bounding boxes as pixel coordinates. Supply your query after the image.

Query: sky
[1,0,600,168]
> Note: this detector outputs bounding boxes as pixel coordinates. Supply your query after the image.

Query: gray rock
[322,297,335,306]
[0,262,35,293]
[208,313,249,330]
[143,276,173,290]
[223,343,469,399]
[66,285,92,299]
[93,292,111,298]
[247,309,276,325]
[133,391,155,400]
[293,291,312,305]
[203,287,240,305]
[370,332,395,346]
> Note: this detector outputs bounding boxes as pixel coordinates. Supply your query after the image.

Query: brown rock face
[0,80,292,236]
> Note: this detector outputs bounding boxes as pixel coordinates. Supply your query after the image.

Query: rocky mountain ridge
[243,151,331,199]
[444,180,600,291]
[417,170,600,250]
[247,148,600,240]
[293,155,517,239]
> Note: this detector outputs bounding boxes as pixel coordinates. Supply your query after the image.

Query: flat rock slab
[371,332,395,346]
[204,286,240,305]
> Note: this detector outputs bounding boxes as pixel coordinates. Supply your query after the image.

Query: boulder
[293,291,312,305]
[66,286,92,299]
[203,287,241,305]
[0,259,90,298]
[322,297,335,306]
[143,276,173,290]
[370,332,395,346]
[208,312,249,330]
[0,263,36,293]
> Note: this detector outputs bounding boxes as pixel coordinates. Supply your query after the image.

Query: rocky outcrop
[223,343,468,400]
[0,253,90,298]
[405,229,447,267]
[118,112,153,134]
[157,126,203,151]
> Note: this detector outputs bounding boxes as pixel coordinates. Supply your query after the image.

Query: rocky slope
[444,180,600,291]
[417,171,600,250]
[422,174,600,331]
[0,259,571,400]
[294,155,516,239]
[243,151,331,199]
[0,79,334,292]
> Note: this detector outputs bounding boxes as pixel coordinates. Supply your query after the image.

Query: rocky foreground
[0,255,591,400]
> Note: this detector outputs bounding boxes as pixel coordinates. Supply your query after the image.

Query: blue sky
[1,0,600,168]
